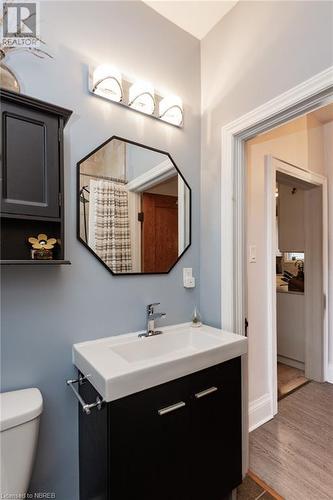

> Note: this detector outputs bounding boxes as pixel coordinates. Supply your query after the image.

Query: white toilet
[0,388,43,496]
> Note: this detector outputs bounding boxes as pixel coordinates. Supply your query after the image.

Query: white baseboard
[326,363,333,383]
[249,393,273,432]
[277,355,305,371]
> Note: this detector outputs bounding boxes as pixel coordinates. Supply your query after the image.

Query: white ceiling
[143,1,239,40]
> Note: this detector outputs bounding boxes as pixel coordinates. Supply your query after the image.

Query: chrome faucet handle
[147,303,160,315]
[139,304,165,339]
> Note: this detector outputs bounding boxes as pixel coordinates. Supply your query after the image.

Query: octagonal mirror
[78,136,191,274]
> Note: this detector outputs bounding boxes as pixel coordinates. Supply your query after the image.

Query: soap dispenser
[191,307,202,328]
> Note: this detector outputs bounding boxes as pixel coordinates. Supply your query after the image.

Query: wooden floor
[237,471,283,499]
[249,382,333,500]
[277,362,308,399]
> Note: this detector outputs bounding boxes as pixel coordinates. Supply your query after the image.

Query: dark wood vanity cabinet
[79,357,242,500]
[0,90,72,263]
[189,360,242,500]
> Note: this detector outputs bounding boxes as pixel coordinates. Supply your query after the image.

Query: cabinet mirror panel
[78,137,191,274]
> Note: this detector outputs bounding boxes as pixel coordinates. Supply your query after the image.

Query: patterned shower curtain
[88,179,132,273]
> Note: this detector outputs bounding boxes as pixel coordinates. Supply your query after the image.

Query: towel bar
[66,374,104,415]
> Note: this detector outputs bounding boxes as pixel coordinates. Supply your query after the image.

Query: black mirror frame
[77,135,192,276]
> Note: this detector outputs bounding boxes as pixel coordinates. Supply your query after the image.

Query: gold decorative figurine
[28,234,57,260]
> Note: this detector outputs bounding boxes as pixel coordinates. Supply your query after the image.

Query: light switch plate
[249,245,256,263]
[183,268,195,288]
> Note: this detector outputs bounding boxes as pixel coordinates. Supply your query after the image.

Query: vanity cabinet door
[189,357,242,500]
[1,100,60,218]
[79,358,243,500]
[108,377,191,500]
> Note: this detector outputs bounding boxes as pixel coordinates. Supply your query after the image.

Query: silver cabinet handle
[158,401,186,416]
[195,386,218,399]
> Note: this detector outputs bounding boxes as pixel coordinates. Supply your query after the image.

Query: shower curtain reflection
[88,179,132,273]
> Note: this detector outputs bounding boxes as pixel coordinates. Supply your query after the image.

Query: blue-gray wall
[0,2,201,498]
[200,0,333,327]
[127,145,167,181]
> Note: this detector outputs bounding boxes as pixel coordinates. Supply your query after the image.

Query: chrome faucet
[138,303,166,338]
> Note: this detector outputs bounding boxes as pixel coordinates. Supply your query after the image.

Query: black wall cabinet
[0,90,72,264]
[79,356,242,500]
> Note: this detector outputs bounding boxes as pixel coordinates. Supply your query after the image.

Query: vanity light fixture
[128,80,155,115]
[89,64,183,127]
[159,95,183,126]
[92,65,123,102]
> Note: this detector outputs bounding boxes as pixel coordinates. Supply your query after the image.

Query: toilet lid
[0,388,43,431]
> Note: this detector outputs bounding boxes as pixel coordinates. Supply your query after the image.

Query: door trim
[220,66,333,473]
[265,156,328,416]
[126,159,175,192]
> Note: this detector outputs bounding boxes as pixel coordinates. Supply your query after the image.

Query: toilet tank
[0,388,43,496]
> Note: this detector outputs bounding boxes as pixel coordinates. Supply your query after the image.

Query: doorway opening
[246,105,330,423]
[244,102,332,499]
[275,173,317,400]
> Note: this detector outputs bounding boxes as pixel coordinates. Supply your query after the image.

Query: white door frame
[220,66,333,470]
[126,159,175,192]
[220,65,333,344]
[265,156,328,416]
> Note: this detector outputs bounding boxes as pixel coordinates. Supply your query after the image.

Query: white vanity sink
[73,323,247,402]
[111,328,224,363]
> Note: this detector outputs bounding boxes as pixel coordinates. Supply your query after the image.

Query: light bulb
[128,80,155,115]
[159,95,183,126]
[92,65,122,102]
